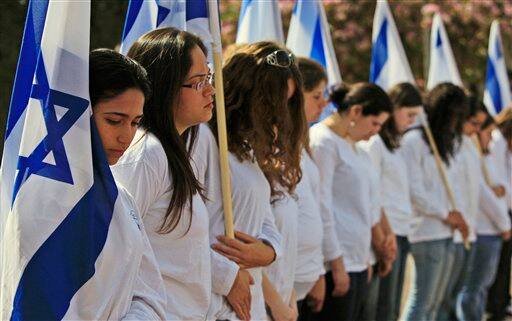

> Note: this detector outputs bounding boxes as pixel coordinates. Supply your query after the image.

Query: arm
[262,273,296,321]
[401,133,450,221]
[311,142,343,262]
[122,223,167,320]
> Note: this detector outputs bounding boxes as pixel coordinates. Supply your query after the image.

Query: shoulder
[309,123,337,150]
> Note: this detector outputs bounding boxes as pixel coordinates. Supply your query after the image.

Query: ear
[349,105,363,119]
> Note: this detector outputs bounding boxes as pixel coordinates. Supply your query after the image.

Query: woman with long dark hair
[401,83,469,321]
[310,82,392,321]
[457,108,511,321]
[86,48,165,320]
[359,82,422,321]
[111,28,217,320]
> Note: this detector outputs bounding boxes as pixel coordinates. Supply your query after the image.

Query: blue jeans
[403,238,453,321]
[376,236,409,321]
[458,235,502,321]
[438,243,474,321]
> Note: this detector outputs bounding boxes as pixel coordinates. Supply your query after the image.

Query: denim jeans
[403,238,453,321]
[376,236,409,321]
[458,235,502,321]
[438,243,474,321]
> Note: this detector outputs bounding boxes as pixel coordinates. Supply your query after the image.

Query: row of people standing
[83,25,512,321]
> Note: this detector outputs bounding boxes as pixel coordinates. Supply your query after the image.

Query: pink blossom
[421,3,440,15]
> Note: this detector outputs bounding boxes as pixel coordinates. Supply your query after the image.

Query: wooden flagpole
[419,111,470,249]
[208,0,234,238]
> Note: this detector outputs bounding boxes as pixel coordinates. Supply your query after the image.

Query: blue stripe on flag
[495,36,503,59]
[157,4,171,27]
[292,0,298,15]
[239,0,253,23]
[369,19,388,83]
[435,28,442,48]
[486,58,503,114]
[5,0,48,140]
[10,119,118,321]
[122,0,144,41]
[186,0,207,20]
[310,16,326,68]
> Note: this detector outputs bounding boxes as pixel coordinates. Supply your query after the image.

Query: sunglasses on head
[265,50,295,68]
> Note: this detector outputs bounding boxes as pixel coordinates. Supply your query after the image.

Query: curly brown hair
[210,41,306,199]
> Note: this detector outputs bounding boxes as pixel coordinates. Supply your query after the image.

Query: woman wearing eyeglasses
[309,83,392,321]
[111,28,218,320]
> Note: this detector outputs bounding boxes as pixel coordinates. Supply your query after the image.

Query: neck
[322,113,356,146]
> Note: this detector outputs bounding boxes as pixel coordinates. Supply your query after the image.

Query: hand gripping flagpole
[418,110,470,249]
[208,0,234,238]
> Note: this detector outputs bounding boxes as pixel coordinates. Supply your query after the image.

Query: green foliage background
[1,0,512,156]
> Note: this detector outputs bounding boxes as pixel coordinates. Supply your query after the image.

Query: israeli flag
[121,0,217,61]
[369,0,415,90]
[236,0,284,44]
[427,13,462,90]
[287,0,341,120]
[484,20,511,116]
[287,0,341,85]
[0,1,119,319]
[120,0,186,55]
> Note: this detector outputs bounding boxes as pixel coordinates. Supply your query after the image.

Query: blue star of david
[156,1,171,27]
[11,53,89,205]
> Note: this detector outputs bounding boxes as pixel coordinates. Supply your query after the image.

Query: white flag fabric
[484,20,512,116]
[427,13,463,90]
[236,0,284,44]
[369,0,415,90]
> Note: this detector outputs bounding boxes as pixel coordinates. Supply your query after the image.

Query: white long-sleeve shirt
[491,129,512,210]
[310,123,377,272]
[401,129,465,243]
[112,130,212,320]
[192,124,282,321]
[264,192,299,304]
[477,152,511,235]
[63,184,166,321]
[456,136,480,243]
[359,135,413,237]
[294,150,325,300]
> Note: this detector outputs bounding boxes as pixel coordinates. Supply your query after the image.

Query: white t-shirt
[401,130,465,243]
[264,191,299,304]
[477,152,511,235]
[359,135,413,236]
[64,184,166,320]
[294,150,325,300]
[310,123,378,272]
[191,124,282,321]
[112,130,212,320]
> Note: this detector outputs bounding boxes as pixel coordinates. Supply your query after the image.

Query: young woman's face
[463,111,486,136]
[303,80,328,123]
[393,105,422,133]
[93,88,144,165]
[175,45,215,134]
[479,123,496,150]
[351,109,389,142]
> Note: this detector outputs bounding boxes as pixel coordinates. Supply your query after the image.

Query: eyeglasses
[182,73,213,91]
[266,50,295,68]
